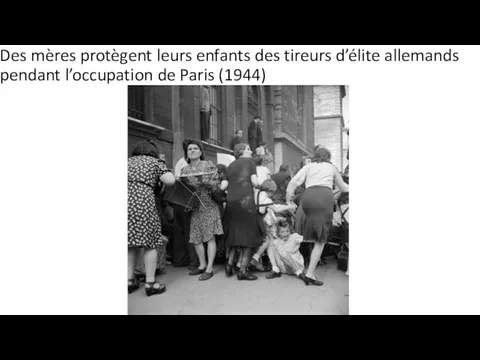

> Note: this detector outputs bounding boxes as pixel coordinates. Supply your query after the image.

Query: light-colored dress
[271,233,305,275]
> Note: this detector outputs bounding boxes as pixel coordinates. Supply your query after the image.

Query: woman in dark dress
[222,143,261,280]
[286,147,349,286]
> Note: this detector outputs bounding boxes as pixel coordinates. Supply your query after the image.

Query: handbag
[163,179,200,212]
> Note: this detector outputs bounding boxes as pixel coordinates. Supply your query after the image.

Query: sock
[252,254,260,261]
[295,270,303,276]
[272,266,280,273]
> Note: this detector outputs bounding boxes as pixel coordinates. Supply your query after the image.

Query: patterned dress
[128,155,169,249]
[223,157,261,248]
[180,161,224,244]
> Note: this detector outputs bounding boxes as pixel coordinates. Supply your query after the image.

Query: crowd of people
[128,136,349,297]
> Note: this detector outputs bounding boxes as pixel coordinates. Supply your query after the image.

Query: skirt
[295,186,333,244]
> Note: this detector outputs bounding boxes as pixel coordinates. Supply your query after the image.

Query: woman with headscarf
[286,147,349,286]
[180,139,224,281]
[128,140,175,296]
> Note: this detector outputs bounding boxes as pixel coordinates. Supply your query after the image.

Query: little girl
[266,220,306,280]
[250,179,294,273]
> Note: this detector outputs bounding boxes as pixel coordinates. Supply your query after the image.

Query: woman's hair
[183,139,205,163]
[312,147,332,163]
[233,143,249,159]
[254,155,264,166]
[216,163,228,181]
[300,155,312,168]
[258,178,277,193]
[132,140,160,158]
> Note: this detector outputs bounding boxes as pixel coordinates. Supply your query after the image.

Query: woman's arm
[251,174,259,188]
[334,170,349,193]
[158,160,175,186]
[286,166,308,202]
[268,203,294,214]
[160,172,175,186]
[220,180,229,191]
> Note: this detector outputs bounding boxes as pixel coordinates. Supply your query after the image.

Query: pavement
[128,258,349,315]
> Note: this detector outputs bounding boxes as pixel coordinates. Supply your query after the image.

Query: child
[250,179,294,272]
[266,220,305,279]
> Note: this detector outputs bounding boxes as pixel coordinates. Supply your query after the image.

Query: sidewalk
[128,258,349,315]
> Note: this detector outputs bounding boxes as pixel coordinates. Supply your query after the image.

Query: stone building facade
[128,86,315,172]
[313,85,348,170]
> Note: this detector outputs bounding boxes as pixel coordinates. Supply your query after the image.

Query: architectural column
[171,86,183,165]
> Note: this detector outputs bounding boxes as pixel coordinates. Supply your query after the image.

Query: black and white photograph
[127,85,350,315]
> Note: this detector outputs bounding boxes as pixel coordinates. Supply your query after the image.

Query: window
[248,85,259,112]
[207,86,223,146]
[128,86,146,121]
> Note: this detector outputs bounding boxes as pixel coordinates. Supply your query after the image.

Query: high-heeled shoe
[298,273,323,286]
[225,263,233,277]
[128,278,139,294]
[134,271,146,283]
[145,282,166,297]
[233,265,240,274]
[237,270,258,281]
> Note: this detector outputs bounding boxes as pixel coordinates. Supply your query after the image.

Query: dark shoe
[128,278,139,294]
[189,268,206,276]
[199,271,214,281]
[249,258,265,272]
[225,264,233,277]
[306,276,323,286]
[237,271,258,281]
[134,271,146,283]
[233,265,240,274]
[299,274,323,286]
[265,271,282,279]
[145,282,166,297]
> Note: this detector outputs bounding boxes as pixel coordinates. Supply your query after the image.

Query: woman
[286,147,349,286]
[128,140,175,296]
[180,139,223,281]
[222,143,261,281]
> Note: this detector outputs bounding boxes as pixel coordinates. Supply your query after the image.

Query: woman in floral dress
[128,140,175,296]
[180,139,223,281]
